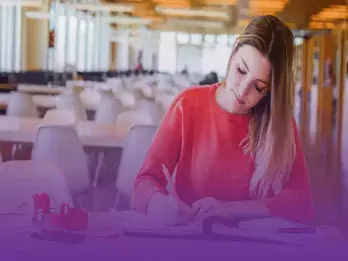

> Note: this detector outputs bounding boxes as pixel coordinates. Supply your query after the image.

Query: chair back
[0,160,73,214]
[43,109,77,125]
[115,124,158,209]
[31,125,90,195]
[95,94,123,124]
[6,92,38,118]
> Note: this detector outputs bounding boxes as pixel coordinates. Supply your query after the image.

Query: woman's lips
[233,89,245,104]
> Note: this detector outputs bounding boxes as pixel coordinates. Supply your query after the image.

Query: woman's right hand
[147,192,194,226]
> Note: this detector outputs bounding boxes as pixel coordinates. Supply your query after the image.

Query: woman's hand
[192,197,231,223]
[147,192,194,226]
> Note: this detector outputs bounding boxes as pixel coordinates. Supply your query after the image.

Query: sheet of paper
[212,223,310,245]
[238,217,308,231]
[213,217,346,245]
[124,224,203,236]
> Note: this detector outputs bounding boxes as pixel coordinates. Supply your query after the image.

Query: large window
[158,32,177,74]
[52,3,111,72]
[0,3,21,72]
[157,32,236,77]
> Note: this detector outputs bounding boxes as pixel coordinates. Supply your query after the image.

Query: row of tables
[0,116,127,149]
[0,84,101,111]
[0,84,130,148]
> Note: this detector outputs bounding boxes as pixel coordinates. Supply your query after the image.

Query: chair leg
[92,152,104,188]
[11,144,17,160]
[111,193,130,211]
[111,193,121,212]
[0,143,13,162]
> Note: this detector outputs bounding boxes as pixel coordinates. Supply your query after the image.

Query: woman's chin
[231,103,249,115]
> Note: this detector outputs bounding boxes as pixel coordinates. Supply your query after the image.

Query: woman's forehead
[235,45,271,80]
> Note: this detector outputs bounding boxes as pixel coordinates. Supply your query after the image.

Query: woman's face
[225,45,271,114]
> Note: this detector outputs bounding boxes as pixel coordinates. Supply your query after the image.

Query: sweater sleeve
[130,93,185,213]
[264,121,315,225]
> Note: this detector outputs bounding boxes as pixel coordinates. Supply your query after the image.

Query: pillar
[300,36,314,141]
[22,5,50,71]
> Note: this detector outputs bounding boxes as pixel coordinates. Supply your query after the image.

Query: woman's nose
[238,82,249,97]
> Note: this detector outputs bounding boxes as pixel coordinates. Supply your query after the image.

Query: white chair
[116,110,154,134]
[113,124,158,210]
[79,88,101,111]
[6,92,38,160]
[94,93,123,124]
[137,99,164,125]
[6,92,38,118]
[0,160,72,215]
[91,94,123,187]
[56,91,87,121]
[43,109,77,125]
[31,125,90,197]
[156,93,176,111]
[119,91,137,109]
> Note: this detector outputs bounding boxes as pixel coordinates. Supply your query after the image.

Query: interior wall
[22,7,49,71]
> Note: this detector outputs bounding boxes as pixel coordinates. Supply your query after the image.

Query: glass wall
[158,31,238,76]
[158,31,177,74]
[0,3,22,72]
[52,3,111,72]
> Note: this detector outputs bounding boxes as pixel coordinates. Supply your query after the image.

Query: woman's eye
[237,67,247,75]
[254,84,262,92]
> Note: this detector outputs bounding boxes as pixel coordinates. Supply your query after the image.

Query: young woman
[131,15,315,226]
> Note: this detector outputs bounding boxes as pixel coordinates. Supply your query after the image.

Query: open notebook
[118,212,323,245]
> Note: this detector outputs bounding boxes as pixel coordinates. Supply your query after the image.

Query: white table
[0,116,127,149]
[0,213,347,261]
[0,93,99,111]
[17,84,66,95]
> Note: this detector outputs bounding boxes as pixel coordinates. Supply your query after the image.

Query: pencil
[162,164,194,217]
[161,164,180,201]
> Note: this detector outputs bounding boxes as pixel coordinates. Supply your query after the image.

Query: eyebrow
[241,58,269,87]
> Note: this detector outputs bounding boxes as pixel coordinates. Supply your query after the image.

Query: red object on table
[32,193,88,231]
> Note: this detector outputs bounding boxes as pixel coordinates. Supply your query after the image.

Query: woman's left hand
[192,197,231,223]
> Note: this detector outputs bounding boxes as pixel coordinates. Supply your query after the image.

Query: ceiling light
[105,16,153,25]
[203,0,237,5]
[71,3,135,13]
[26,11,50,19]
[156,7,230,20]
[166,18,224,29]
[1,0,42,7]
[153,0,190,9]
[310,5,348,21]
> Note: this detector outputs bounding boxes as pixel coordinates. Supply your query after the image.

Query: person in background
[181,66,189,75]
[199,71,219,85]
[131,15,315,226]
[135,51,144,73]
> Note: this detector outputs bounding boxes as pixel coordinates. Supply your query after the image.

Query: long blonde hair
[223,15,297,198]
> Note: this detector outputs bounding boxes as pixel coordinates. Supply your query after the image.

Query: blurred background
[0,0,347,236]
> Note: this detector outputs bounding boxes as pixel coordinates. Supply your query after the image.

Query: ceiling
[96,0,347,33]
[13,0,347,34]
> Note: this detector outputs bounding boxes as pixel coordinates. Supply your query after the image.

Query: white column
[116,29,129,70]
[0,5,8,70]
[14,4,22,71]
[6,5,14,71]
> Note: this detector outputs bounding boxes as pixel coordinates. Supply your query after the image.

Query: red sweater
[131,83,315,225]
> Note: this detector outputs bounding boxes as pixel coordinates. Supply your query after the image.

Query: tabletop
[0,93,98,111]
[0,116,127,148]
[17,84,66,95]
[0,212,347,261]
